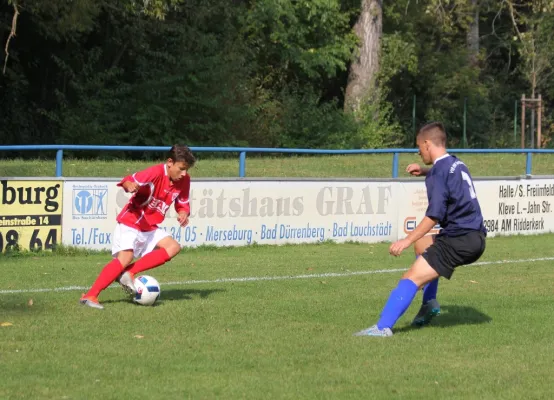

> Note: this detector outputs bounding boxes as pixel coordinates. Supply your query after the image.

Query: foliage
[274,85,358,149]
[1,0,553,151]
[243,0,357,83]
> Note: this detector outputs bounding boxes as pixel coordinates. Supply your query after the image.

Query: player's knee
[401,271,425,288]
[116,250,134,268]
[402,260,439,287]
[414,236,433,256]
[164,242,181,259]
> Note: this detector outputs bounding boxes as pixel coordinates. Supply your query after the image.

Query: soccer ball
[133,275,161,306]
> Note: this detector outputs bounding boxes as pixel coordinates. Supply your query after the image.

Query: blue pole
[525,152,532,175]
[56,149,63,177]
[392,152,399,178]
[239,151,246,178]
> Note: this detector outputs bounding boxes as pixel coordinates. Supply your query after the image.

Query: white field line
[1,256,553,295]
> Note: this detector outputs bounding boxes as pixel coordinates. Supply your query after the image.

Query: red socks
[86,258,124,298]
[127,248,171,276]
[85,249,171,299]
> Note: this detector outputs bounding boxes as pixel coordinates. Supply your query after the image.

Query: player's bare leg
[354,257,439,337]
[401,257,440,287]
[122,236,180,285]
[414,235,434,257]
[155,236,181,258]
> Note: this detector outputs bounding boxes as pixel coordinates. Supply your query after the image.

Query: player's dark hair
[417,122,447,146]
[168,145,196,166]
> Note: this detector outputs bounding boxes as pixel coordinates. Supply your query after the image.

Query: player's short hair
[417,122,447,147]
[168,145,196,167]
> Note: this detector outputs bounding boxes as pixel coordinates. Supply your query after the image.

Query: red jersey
[116,163,191,232]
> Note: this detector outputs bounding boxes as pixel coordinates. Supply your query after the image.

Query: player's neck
[164,164,175,186]
[431,150,449,164]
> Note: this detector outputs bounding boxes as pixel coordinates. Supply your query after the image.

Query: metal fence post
[56,149,64,177]
[239,151,246,177]
[525,152,532,175]
[392,152,399,178]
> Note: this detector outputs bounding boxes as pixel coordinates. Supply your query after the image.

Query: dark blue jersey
[425,154,486,237]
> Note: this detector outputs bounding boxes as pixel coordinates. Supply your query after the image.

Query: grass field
[2,152,554,178]
[1,234,554,399]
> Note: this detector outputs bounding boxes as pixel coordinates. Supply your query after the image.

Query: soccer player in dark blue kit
[354,122,487,337]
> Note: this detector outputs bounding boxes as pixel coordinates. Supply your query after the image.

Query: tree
[506,0,554,146]
[467,0,480,65]
[344,0,383,114]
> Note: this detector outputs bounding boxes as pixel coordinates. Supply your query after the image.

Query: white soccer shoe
[116,272,137,296]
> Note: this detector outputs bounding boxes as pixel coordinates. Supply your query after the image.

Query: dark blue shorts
[422,231,486,279]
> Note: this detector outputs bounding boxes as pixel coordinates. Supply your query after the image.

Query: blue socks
[377,279,419,330]
[415,255,439,304]
[422,278,439,304]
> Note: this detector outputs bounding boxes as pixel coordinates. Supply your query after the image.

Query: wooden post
[521,94,526,149]
[537,94,542,148]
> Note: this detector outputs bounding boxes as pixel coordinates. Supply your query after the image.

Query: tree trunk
[467,0,480,66]
[344,0,382,114]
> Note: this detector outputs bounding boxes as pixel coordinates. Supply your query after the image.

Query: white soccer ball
[133,275,161,306]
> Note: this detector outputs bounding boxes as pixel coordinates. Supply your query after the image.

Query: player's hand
[406,163,424,176]
[389,239,411,257]
[123,181,140,193]
[177,213,189,227]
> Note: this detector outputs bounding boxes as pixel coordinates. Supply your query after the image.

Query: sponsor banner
[397,179,554,238]
[63,182,119,250]
[475,179,554,237]
[0,180,63,252]
[396,181,441,239]
[62,180,398,249]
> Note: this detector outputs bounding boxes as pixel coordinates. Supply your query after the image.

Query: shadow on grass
[161,288,226,301]
[103,288,226,305]
[395,304,492,334]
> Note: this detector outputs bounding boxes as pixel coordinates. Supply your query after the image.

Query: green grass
[3,153,554,178]
[1,234,554,399]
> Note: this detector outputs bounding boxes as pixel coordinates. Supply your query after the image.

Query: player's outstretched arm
[406,163,430,176]
[389,216,437,256]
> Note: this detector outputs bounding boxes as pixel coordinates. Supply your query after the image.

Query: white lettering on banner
[316,185,392,216]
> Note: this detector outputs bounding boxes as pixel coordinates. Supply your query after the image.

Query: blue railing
[1,145,553,178]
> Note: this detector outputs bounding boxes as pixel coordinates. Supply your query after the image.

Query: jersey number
[461,171,477,199]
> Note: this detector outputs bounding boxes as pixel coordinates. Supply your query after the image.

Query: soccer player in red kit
[80,145,196,309]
